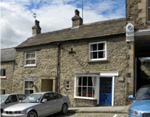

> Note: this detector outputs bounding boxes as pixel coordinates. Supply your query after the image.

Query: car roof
[1,93,26,96]
[141,85,150,88]
[32,91,58,95]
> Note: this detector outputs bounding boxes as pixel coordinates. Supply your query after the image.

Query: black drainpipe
[56,43,61,93]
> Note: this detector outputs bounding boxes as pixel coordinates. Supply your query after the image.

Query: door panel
[99,77,112,106]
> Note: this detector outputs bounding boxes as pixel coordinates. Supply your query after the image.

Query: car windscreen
[21,94,42,103]
[0,95,8,103]
[135,87,150,100]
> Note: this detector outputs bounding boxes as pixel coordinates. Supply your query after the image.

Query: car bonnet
[129,100,150,112]
[4,103,40,111]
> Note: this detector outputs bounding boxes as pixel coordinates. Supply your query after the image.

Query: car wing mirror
[42,99,47,103]
[128,95,134,99]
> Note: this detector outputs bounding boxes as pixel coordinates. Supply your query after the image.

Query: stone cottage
[1,0,150,107]
[0,48,16,94]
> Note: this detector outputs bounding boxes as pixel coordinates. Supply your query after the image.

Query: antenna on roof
[82,0,84,23]
[33,13,36,20]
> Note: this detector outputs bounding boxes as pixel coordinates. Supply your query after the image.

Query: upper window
[148,0,150,22]
[25,51,36,66]
[89,41,107,61]
[0,69,6,78]
[75,76,96,99]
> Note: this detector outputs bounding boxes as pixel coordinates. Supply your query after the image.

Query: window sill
[24,64,36,68]
[74,96,97,100]
[0,76,6,79]
[88,59,108,63]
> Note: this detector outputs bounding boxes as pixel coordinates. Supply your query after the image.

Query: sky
[0,0,125,48]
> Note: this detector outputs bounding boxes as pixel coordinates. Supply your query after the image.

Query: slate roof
[17,18,126,48]
[1,48,16,62]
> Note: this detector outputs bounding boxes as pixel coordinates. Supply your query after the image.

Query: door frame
[97,72,118,106]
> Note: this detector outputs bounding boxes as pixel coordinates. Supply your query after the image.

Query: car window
[17,94,26,100]
[49,93,54,100]
[42,93,51,101]
[54,93,62,99]
[135,87,150,100]
[6,95,17,103]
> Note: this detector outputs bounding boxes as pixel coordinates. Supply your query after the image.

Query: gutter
[56,43,61,92]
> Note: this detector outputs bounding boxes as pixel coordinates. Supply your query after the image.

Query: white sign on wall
[126,23,134,42]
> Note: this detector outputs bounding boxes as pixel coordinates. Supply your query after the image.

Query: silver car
[0,94,26,114]
[2,92,70,117]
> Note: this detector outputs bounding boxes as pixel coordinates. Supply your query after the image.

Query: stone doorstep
[68,106,130,114]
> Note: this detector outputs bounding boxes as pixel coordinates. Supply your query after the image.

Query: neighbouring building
[0,48,16,94]
[1,0,150,107]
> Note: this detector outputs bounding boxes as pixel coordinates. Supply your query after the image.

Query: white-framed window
[65,81,70,89]
[24,80,34,95]
[24,51,36,66]
[0,69,6,78]
[75,76,96,99]
[89,41,107,61]
[148,0,150,22]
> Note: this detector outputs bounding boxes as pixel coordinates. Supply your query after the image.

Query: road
[48,113,128,117]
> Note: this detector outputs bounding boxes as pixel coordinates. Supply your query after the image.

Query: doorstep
[68,105,130,114]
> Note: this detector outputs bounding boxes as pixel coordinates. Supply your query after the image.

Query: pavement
[68,105,130,114]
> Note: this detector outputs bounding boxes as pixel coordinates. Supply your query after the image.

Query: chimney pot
[32,20,41,35]
[75,9,79,16]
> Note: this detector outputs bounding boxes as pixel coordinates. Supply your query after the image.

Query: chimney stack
[72,9,83,27]
[32,20,41,35]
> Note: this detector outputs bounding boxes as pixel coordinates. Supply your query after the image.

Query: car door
[4,95,18,108]
[53,92,63,112]
[40,93,54,116]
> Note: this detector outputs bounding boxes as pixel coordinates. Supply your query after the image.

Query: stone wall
[12,45,58,93]
[1,62,15,94]
[126,0,149,29]
[59,35,128,106]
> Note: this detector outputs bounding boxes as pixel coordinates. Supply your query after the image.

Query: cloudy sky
[0,0,125,48]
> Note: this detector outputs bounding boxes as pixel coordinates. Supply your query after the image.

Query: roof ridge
[30,17,126,37]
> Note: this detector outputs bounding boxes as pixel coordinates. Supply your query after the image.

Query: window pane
[26,54,31,59]
[77,87,82,96]
[88,77,92,86]
[30,54,35,58]
[82,87,87,97]
[25,81,33,88]
[3,69,6,76]
[83,77,87,86]
[98,43,104,50]
[0,69,6,76]
[148,9,150,21]
[98,52,104,58]
[30,60,35,64]
[148,0,150,7]
[26,60,35,64]
[78,77,82,86]
[91,44,97,51]
[88,87,93,97]
[93,52,97,59]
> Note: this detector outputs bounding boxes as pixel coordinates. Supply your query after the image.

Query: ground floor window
[75,76,96,98]
[24,81,34,95]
